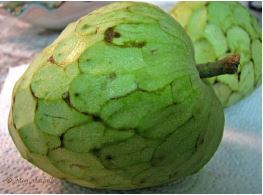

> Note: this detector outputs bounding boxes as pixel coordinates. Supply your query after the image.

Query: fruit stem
[197,54,240,78]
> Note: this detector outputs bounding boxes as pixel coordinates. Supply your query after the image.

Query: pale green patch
[238,61,255,96]
[69,73,137,114]
[100,85,173,129]
[187,7,207,41]
[19,123,60,155]
[194,39,216,64]
[13,88,36,129]
[35,99,91,135]
[227,26,250,64]
[31,64,70,100]
[204,23,227,58]
[64,122,134,152]
[213,83,232,105]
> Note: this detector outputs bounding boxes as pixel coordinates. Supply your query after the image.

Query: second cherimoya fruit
[171,1,262,107]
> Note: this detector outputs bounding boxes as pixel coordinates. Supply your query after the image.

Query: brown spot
[121,41,146,48]
[104,27,121,43]
[48,56,55,64]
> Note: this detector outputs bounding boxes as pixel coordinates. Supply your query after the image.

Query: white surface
[0,65,261,193]
[0,65,28,134]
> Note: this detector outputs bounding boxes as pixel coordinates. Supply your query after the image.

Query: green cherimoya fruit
[9,2,230,190]
[171,1,262,107]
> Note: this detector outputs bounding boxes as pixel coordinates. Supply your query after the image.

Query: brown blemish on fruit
[104,27,121,43]
[123,41,146,48]
[104,27,146,48]
[48,56,55,64]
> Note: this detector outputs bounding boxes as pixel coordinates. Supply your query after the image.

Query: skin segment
[171,1,262,107]
[9,2,224,190]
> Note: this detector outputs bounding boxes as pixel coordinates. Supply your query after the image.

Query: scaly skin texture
[171,1,262,107]
[9,2,224,190]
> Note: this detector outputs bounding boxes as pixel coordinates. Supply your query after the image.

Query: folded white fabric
[0,65,261,193]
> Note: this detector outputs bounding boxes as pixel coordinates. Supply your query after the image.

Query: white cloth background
[0,65,261,193]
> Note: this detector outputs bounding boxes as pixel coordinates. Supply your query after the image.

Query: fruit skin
[9,2,224,190]
[171,1,262,107]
